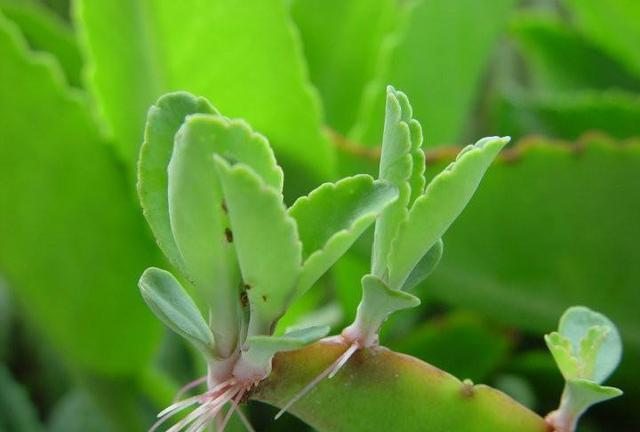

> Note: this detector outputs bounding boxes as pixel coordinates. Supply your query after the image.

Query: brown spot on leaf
[225,228,233,242]
[240,291,248,308]
[244,284,251,290]
[221,201,228,213]
[262,295,267,302]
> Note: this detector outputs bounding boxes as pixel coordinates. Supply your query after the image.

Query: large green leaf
[387,137,509,289]
[214,158,302,336]
[289,174,398,296]
[0,366,42,432]
[493,89,640,140]
[351,0,517,147]
[0,12,160,373]
[566,0,640,79]
[426,137,640,384]
[253,342,547,432]
[371,87,423,278]
[510,14,640,92]
[75,0,334,187]
[0,0,82,86]
[291,0,400,134]
[138,92,218,274]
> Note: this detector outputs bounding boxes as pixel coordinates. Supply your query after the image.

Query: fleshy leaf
[213,157,302,336]
[254,342,548,432]
[138,92,218,274]
[564,379,622,418]
[545,332,580,381]
[371,86,416,277]
[557,306,622,384]
[547,379,622,432]
[138,267,214,356]
[387,136,509,289]
[168,116,241,357]
[239,326,330,376]
[399,239,443,292]
[289,174,399,296]
[347,275,420,345]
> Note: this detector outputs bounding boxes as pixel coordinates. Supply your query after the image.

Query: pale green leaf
[168,115,241,357]
[579,326,609,380]
[289,174,398,296]
[242,326,330,372]
[75,0,335,186]
[558,306,622,384]
[349,275,420,344]
[138,267,214,356]
[0,12,160,373]
[399,239,443,292]
[562,379,622,422]
[387,136,509,289]
[544,332,580,381]
[371,86,416,277]
[213,157,302,336]
[138,92,218,274]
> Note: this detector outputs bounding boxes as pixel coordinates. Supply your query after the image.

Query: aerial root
[149,377,255,432]
[173,376,207,402]
[274,343,359,420]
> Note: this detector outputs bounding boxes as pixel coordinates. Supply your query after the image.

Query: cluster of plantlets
[138,86,622,432]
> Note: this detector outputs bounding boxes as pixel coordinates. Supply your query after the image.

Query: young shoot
[545,306,623,432]
[137,92,399,431]
[276,86,511,417]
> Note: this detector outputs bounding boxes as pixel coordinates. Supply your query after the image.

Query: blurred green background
[0,0,638,430]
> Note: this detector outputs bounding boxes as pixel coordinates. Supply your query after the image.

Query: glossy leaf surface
[76,0,334,185]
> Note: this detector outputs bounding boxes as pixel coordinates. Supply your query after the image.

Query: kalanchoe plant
[544,306,623,432]
[136,88,624,432]
[137,92,398,431]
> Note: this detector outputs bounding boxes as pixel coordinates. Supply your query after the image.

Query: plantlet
[276,86,510,415]
[137,91,398,431]
[545,306,623,432]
